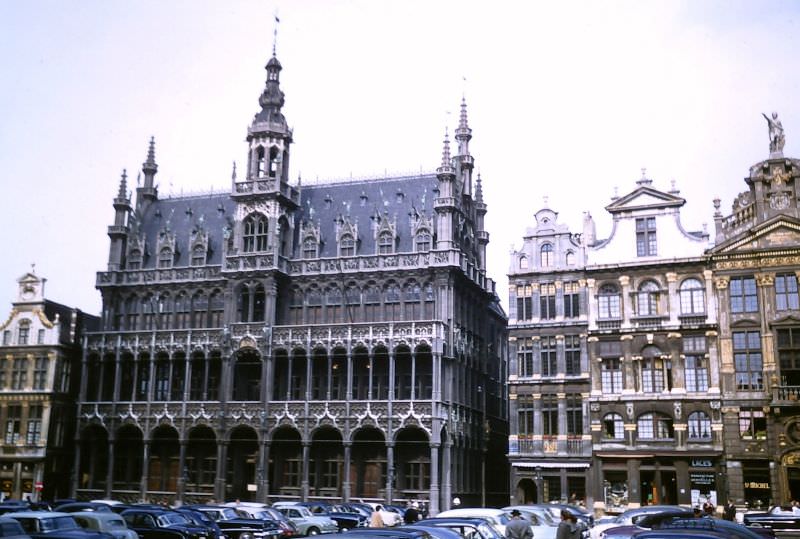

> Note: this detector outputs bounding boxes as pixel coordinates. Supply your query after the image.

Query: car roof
[418,517,492,524]
[4,512,73,518]
[437,508,506,516]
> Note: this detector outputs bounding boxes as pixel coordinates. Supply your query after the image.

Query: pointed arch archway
[185,425,217,497]
[310,426,343,497]
[148,425,179,493]
[78,425,109,491]
[114,424,143,491]
[227,425,259,501]
[269,426,302,497]
[351,427,386,499]
[395,426,430,496]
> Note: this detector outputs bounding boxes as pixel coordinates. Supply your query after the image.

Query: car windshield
[42,517,80,531]
[478,522,498,538]
[159,513,190,526]
[251,511,271,520]
[216,508,240,520]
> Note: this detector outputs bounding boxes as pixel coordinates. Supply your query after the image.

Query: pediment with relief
[605,187,685,213]
[712,217,800,254]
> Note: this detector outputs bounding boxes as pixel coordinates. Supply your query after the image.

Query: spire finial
[441,128,452,167]
[475,171,484,202]
[636,167,652,186]
[272,11,280,57]
[118,169,128,198]
[142,137,158,176]
[459,94,469,130]
[232,161,237,181]
[30,263,35,275]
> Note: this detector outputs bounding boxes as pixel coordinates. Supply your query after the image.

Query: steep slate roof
[134,192,235,268]
[296,174,438,257]
[130,173,438,268]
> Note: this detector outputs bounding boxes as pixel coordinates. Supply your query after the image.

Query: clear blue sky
[1,0,799,314]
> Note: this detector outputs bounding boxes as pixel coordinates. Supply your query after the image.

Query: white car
[436,508,511,536]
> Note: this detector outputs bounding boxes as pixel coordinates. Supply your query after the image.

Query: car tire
[306,527,320,536]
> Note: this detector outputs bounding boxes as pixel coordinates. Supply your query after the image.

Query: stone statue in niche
[763,112,786,155]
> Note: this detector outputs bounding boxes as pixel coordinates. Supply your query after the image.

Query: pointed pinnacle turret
[117,169,129,200]
[475,172,484,203]
[455,96,472,156]
[143,136,158,175]
[437,129,455,176]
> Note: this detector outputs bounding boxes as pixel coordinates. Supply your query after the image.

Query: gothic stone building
[0,271,98,502]
[507,207,591,505]
[710,140,800,508]
[74,51,508,512]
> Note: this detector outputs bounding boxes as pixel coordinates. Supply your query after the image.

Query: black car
[0,517,31,539]
[173,509,224,539]
[5,511,114,539]
[184,505,282,539]
[294,503,364,531]
[743,506,800,531]
[121,508,211,539]
[55,504,114,514]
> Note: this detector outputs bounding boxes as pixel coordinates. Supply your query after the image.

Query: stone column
[258,439,269,503]
[105,433,115,499]
[70,434,81,498]
[386,442,395,503]
[588,337,601,395]
[675,459,690,506]
[668,332,685,394]
[703,270,717,324]
[429,443,440,515]
[215,440,228,502]
[140,439,150,501]
[665,272,679,326]
[619,275,632,329]
[342,442,352,502]
[585,279,597,331]
[707,330,721,394]
[442,441,452,511]
[301,441,310,500]
[113,343,122,402]
[627,458,641,508]
[621,335,635,394]
[177,440,187,502]
[557,392,567,455]
[714,277,733,396]
[756,273,776,388]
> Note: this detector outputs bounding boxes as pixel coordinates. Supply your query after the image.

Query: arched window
[128,249,142,270]
[326,287,343,323]
[302,237,318,259]
[680,278,705,315]
[415,230,432,253]
[637,280,660,316]
[637,412,673,440]
[602,413,624,440]
[565,251,576,266]
[307,286,323,324]
[519,256,528,270]
[340,234,355,257]
[378,232,394,254]
[688,411,711,441]
[255,146,266,177]
[191,245,206,266]
[269,146,279,178]
[158,248,173,269]
[598,284,621,319]
[540,243,554,267]
[243,214,268,253]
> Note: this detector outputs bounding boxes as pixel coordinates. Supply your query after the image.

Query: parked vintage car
[273,506,338,536]
[0,517,31,539]
[294,503,365,531]
[658,517,774,539]
[743,506,800,530]
[590,506,685,539]
[55,504,115,514]
[224,503,297,537]
[183,505,282,539]
[72,511,138,539]
[173,507,224,539]
[415,517,503,539]
[121,507,212,539]
[434,509,510,536]
[4,511,114,539]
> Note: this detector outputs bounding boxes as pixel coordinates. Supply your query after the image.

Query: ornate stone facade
[74,51,508,511]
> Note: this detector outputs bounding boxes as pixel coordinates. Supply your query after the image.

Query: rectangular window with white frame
[636,217,657,256]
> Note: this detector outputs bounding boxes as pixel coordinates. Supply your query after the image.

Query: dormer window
[158,248,173,269]
[243,214,268,253]
[191,245,206,266]
[340,234,355,257]
[636,217,657,256]
[378,232,394,254]
[128,249,142,270]
[540,243,553,267]
[302,237,318,259]
[415,231,432,253]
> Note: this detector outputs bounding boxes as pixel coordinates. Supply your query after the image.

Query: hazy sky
[1,0,799,314]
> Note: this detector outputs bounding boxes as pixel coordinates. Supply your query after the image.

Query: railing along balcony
[773,385,800,404]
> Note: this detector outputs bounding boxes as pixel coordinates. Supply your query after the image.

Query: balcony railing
[509,436,588,456]
[773,385,800,404]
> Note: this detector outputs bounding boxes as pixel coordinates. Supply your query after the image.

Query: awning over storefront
[512,462,591,468]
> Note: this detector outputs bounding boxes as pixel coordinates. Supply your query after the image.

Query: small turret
[136,137,158,212]
[108,169,132,270]
[434,129,457,250]
[455,97,474,197]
